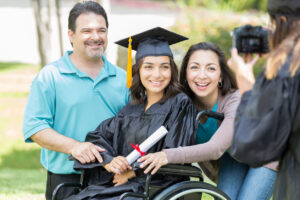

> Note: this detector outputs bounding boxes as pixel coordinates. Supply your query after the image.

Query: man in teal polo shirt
[22,2,129,199]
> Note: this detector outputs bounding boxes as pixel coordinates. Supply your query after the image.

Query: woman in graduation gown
[65,27,198,200]
[226,0,300,199]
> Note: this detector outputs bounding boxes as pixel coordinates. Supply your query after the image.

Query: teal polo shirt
[23,51,129,174]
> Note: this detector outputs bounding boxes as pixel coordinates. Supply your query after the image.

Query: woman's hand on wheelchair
[113,170,136,186]
[104,156,132,174]
[138,151,168,175]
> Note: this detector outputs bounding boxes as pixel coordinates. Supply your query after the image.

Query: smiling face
[139,56,171,100]
[68,12,108,60]
[186,50,222,103]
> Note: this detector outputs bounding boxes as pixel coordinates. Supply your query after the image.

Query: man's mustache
[84,40,104,45]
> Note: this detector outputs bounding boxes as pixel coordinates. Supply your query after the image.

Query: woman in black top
[228,0,300,199]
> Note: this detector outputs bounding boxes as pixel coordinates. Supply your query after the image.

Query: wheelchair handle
[196,110,224,122]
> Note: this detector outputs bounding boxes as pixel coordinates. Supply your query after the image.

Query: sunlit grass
[0,168,46,197]
[0,92,29,98]
[0,135,46,198]
[0,63,45,198]
[0,62,39,73]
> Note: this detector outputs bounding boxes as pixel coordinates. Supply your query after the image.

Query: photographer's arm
[31,128,105,164]
[227,48,258,95]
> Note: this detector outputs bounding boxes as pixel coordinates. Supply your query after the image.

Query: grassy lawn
[0,62,39,73]
[0,62,46,200]
[0,168,46,200]
[0,126,47,200]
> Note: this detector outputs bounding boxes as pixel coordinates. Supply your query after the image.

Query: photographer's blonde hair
[265,15,300,79]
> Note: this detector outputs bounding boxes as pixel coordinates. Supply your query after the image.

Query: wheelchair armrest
[156,164,203,179]
[120,192,147,200]
[196,110,224,122]
[52,182,83,200]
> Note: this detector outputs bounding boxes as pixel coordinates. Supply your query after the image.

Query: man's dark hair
[180,42,238,99]
[68,1,109,32]
[130,57,183,104]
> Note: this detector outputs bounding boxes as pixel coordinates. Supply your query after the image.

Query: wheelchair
[53,111,230,200]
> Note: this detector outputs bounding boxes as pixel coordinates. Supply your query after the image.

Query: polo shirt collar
[102,55,116,76]
[58,51,116,78]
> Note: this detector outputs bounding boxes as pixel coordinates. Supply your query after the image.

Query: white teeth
[150,81,162,84]
[196,83,208,86]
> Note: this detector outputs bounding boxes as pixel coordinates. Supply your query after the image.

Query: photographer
[228,0,300,199]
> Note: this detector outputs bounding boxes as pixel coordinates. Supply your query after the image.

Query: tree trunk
[55,0,64,57]
[32,0,53,67]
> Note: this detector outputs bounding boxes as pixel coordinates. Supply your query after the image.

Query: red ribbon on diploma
[131,143,146,156]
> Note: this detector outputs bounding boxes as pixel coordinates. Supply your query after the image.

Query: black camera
[232,24,269,53]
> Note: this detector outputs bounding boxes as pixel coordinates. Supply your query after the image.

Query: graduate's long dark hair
[180,42,238,101]
[130,56,183,104]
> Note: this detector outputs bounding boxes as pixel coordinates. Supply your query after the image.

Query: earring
[218,81,223,88]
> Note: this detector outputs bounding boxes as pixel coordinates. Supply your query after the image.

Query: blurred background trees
[155,0,268,12]
[145,0,269,75]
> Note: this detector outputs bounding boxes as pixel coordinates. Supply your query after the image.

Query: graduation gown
[230,53,300,200]
[67,92,198,200]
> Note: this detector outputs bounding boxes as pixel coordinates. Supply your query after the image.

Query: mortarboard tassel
[127,36,132,88]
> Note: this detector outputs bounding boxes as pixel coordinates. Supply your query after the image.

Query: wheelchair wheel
[153,181,230,200]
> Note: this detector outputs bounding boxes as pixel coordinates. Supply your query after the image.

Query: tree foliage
[197,0,268,12]
[156,0,268,12]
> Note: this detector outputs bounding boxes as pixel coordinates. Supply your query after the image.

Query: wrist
[69,140,81,155]
[103,164,111,172]
[162,151,168,163]
[162,149,170,163]
[127,170,136,178]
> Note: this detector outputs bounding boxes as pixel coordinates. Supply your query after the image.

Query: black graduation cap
[268,0,300,16]
[115,27,188,88]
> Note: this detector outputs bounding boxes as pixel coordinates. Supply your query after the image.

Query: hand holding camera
[228,48,258,94]
[232,24,270,54]
[228,24,268,94]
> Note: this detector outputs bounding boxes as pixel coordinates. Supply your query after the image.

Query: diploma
[126,126,168,164]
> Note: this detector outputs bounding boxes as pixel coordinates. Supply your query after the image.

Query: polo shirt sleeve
[124,86,130,103]
[23,68,56,143]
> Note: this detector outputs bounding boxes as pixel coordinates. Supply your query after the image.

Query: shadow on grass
[0,148,42,169]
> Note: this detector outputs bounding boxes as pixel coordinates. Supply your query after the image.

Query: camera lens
[249,38,260,47]
[241,37,261,52]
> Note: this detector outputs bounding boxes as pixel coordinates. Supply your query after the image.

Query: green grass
[0,136,46,199]
[0,61,44,199]
[0,62,39,73]
[0,141,42,169]
[0,137,46,199]
[0,168,46,194]
[0,92,29,98]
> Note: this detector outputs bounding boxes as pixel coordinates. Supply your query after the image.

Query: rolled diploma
[126,126,168,164]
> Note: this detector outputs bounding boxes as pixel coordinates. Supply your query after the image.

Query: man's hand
[104,156,132,174]
[71,142,105,164]
[113,170,136,186]
[138,151,168,175]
